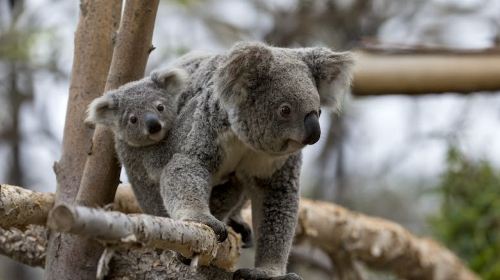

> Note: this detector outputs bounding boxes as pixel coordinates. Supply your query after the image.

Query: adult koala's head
[85,68,186,147]
[216,42,353,155]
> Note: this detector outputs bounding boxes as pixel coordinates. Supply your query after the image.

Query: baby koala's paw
[183,213,228,242]
[233,269,302,280]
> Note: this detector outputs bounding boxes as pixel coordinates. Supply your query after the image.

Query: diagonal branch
[289,199,479,280]
[45,0,123,279]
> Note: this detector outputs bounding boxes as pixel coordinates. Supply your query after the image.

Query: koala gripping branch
[47,204,241,271]
[0,184,479,280]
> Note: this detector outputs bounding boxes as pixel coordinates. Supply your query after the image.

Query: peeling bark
[0,184,54,229]
[46,204,241,271]
[0,226,232,280]
[0,226,46,268]
[0,184,478,280]
[0,184,140,229]
[288,199,479,280]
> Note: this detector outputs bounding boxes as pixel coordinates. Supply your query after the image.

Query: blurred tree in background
[431,147,500,280]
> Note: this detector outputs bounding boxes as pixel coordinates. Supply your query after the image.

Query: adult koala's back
[161,42,353,280]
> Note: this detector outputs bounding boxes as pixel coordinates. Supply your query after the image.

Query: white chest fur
[213,131,288,185]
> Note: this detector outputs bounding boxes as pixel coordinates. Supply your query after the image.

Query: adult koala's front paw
[233,269,302,280]
[183,213,228,242]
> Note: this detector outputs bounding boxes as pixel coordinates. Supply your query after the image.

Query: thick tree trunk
[44,1,122,279]
[76,0,160,207]
[56,1,160,278]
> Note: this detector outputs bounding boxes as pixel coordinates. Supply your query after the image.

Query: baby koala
[85,68,186,217]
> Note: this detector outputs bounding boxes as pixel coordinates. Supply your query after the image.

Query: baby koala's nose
[145,113,162,134]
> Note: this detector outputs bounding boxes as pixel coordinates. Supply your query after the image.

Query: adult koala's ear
[151,68,188,94]
[84,93,119,128]
[216,41,273,106]
[299,47,354,109]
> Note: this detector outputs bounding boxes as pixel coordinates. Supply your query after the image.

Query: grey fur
[85,69,186,217]
[161,42,353,279]
[87,42,353,280]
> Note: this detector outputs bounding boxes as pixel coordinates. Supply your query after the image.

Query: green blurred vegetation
[430,147,500,280]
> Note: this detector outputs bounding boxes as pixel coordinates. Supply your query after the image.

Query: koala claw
[232,269,302,280]
[184,213,228,242]
[228,218,253,248]
[175,252,192,266]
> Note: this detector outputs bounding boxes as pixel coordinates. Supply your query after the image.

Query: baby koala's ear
[84,93,118,128]
[298,47,354,110]
[151,68,188,94]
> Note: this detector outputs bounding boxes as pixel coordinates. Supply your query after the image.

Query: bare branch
[0,184,54,229]
[45,0,122,278]
[46,204,241,271]
[0,184,479,280]
[353,51,500,95]
[0,226,46,267]
[290,200,479,280]
[0,226,232,280]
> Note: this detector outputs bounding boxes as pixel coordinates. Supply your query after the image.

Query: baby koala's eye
[157,104,165,112]
[279,103,292,118]
[319,109,322,116]
[129,115,138,124]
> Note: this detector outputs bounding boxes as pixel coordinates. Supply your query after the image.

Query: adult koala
[163,42,353,280]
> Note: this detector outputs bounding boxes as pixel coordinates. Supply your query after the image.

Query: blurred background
[0,0,499,279]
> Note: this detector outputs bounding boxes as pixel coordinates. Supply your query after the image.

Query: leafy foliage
[430,147,500,280]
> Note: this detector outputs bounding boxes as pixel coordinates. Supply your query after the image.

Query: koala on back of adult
[161,42,353,280]
[85,68,186,217]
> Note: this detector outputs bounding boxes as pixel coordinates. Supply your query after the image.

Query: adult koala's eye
[157,104,165,112]
[129,115,138,124]
[279,104,292,118]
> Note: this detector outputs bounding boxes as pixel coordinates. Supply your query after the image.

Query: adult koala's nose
[145,113,162,134]
[303,111,321,145]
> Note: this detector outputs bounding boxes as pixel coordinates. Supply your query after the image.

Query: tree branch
[0,226,46,268]
[46,204,241,271]
[66,1,160,276]
[353,51,500,95]
[45,0,122,279]
[0,184,54,229]
[76,0,160,208]
[289,199,479,280]
[0,184,479,280]
[0,226,232,280]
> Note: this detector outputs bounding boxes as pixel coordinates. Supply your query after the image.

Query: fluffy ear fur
[299,48,354,110]
[216,41,273,106]
[84,93,118,128]
[151,68,188,94]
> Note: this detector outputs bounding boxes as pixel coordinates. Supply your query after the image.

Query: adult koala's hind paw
[233,269,302,280]
[184,213,228,242]
[228,217,253,248]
